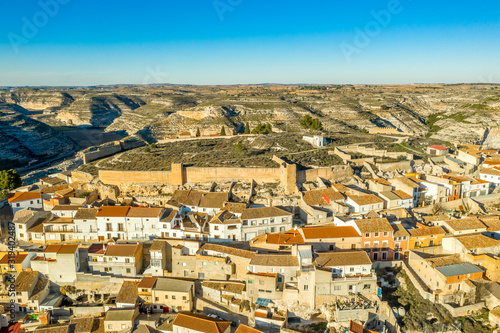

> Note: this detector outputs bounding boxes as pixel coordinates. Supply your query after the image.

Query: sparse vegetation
[0,169,22,197]
[300,115,323,131]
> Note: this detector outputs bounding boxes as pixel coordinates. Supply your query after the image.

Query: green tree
[195,141,202,147]
[0,169,22,192]
[380,105,389,110]
[220,126,226,136]
[244,122,250,134]
[233,142,248,157]
[150,143,157,149]
[196,128,201,137]
[144,146,151,153]
[265,123,272,133]
[251,124,263,134]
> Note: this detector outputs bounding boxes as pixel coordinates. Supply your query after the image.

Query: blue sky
[0,0,499,86]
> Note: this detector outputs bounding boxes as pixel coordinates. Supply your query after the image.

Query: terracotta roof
[391,224,409,237]
[429,145,448,150]
[455,234,500,250]
[347,194,384,206]
[52,205,82,211]
[392,190,413,200]
[150,239,166,252]
[199,243,255,259]
[332,183,350,192]
[426,254,462,268]
[390,177,419,188]
[105,244,141,257]
[199,192,229,209]
[126,207,163,218]
[249,254,299,267]
[70,317,95,333]
[0,253,27,264]
[170,189,205,207]
[210,210,240,225]
[408,226,446,237]
[379,191,400,201]
[160,208,178,223]
[302,187,345,206]
[301,226,360,239]
[96,206,130,217]
[8,192,41,203]
[480,167,500,176]
[42,244,78,254]
[16,271,38,292]
[221,202,247,214]
[355,218,393,234]
[479,216,500,232]
[252,229,305,245]
[172,312,231,333]
[33,325,73,333]
[240,206,293,220]
[46,217,74,224]
[116,281,138,304]
[104,309,137,322]
[349,320,377,333]
[153,278,193,292]
[201,281,245,295]
[138,277,157,289]
[370,178,392,186]
[444,217,486,231]
[234,325,264,333]
[74,208,98,220]
[13,208,38,224]
[315,251,371,267]
[471,178,490,185]
[87,244,106,254]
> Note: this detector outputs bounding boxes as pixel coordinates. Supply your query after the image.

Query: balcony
[332,273,376,281]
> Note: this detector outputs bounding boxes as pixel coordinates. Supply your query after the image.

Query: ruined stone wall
[82,143,122,164]
[297,165,353,182]
[71,170,94,182]
[184,167,281,184]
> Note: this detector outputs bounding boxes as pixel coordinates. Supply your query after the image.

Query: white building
[8,192,42,213]
[240,206,294,241]
[50,205,83,218]
[303,135,328,147]
[159,208,183,239]
[96,206,130,240]
[345,194,384,213]
[74,208,99,241]
[208,210,242,242]
[126,207,164,240]
[479,167,500,188]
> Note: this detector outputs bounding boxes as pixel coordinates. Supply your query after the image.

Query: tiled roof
[201,281,245,295]
[138,277,157,289]
[315,251,371,267]
[426,254,462,268]
[33,325,73,333]
[234,325,264,333]
[0,253,27,264]
[172,312,231,333]
[16,271,38,292]
[331,183,350,192]
[199,192,229,209]
[301,226,360,239]
[480,167,500,176]
[347,194,384,206]
[52,205,83,211]
[116,281,138,304]
[240,206,293,220]
[87,244,105,254]
[13,208,38,224]
[8,191,41,203]
[370,178,392,186]
[355,218,393,233]
[445,217,486,231]
[70,317,95,333]
[210,210,240,225]
[249,254,299,267]
[96,206,130,217]
[221,202,247,214]
[408,226,446,237]
[160,208,178,223]
[105,244,141,257]
[455,234,500,250]
[126,207,163,218]
[74,208,98,220]
[392,190,413,200]
[170,189,205,207]
[42,244,78,254]
[390,177,419,188]
[429,145,448,150]
[391,224,409,237]
[302,187,345,206]
[149,239,166,252]
[153,278,193,293]
[479,216,500,231]
[379,191,400,201]
[252,229,304,245]
[104,309,136,322]
[199,243,255,259]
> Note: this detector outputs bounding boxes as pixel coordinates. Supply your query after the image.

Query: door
[373,252,378,261]
[61,234,65,242]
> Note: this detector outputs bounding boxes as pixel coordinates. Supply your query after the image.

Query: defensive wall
[98,156,353,195]
[81,139,145,164]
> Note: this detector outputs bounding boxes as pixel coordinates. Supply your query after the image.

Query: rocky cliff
[0,107,75,170]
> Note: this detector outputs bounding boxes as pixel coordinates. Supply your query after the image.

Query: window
[350,267,354,272]
[304,285,309,291]
[202,262,207,266]
[374,232,379,237]
[126,268,131,273]
[248,280,253,284]
[183,296,187,300]
[262,219,268,224]
[106,223,112,231]
[334,285,341,291]
[270,218,275,223]
[108,325,113,330]
[155,297,159,301]
[281,217,287,222]
[125,258,130,263]
[198,273,205,279]
[121,325,126,329]
[172,295,176,300]
[383,232,388,237]
[214,226,219,230]
[19,225,23,229]
[382,252,387,260]
[251,220,256,225]
[363,284,370,290]
[165,295,168,299]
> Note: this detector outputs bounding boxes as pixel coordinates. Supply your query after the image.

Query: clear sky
[0,0,499,86]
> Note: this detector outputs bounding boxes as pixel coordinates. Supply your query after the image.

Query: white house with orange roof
[345,193,384,214]
[96,206,130,241]
[8,192,42,213]
[126,207,164,240]
[479,166,500,188]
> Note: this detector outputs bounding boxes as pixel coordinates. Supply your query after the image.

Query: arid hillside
[2,84,500,170]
